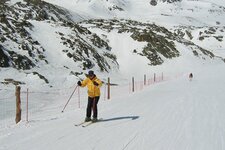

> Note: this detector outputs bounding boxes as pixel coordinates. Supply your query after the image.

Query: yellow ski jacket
[80,76,102,97]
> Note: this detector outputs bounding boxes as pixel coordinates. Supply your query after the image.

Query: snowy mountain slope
[44,0,225,26]
[80,19,224,65]
[0,0,119,87]
[1,0,224,80]
[0,0,224,90]
[1,64,225,150]
[41,0,225,75]
[43,0,225,57]
[43,0,129,19]
[173,25,225,57]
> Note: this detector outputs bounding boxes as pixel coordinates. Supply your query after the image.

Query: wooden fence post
[107,77,110,100]
[144,74,146,86]
[15,86,21,124]
[154,73,156,82]
[26,88,28,123]
[132,77,134,92]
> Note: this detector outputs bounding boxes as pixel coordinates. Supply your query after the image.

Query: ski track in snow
[1,64,225,150]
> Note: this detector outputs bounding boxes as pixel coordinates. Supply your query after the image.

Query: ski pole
[61,85,78,113]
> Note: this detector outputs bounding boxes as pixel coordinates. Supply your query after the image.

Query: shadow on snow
[100,116,139,122]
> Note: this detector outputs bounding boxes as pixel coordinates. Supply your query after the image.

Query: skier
[77,70,102,122]
[189,73,193,81]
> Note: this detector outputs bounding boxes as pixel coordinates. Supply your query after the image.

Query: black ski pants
[86,96,100,118]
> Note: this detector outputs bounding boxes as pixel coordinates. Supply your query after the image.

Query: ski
[75,118,103,127]
[74,121,89,126]
[82,118,103,127]
[82,121,94,127]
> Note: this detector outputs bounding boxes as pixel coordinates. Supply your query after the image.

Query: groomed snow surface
[1,63,225,150]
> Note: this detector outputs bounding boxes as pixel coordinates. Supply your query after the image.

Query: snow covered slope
[1,63,225,150]
[44,0,225,26]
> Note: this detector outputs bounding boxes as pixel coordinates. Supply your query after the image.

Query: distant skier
[189,73,193,81]
[77,70,102,122]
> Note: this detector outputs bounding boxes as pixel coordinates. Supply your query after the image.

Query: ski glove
[77,81,82,86]
[93,81,99,86]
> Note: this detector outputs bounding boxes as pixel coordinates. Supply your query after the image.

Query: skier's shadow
[100,116,139,122]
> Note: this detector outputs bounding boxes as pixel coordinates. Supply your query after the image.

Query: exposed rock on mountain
[0,0,118,73]
[150,0,182,6]
[81,19,223,66]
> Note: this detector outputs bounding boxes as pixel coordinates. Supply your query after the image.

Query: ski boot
[85,117,91,122]
[92,118,98,123]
